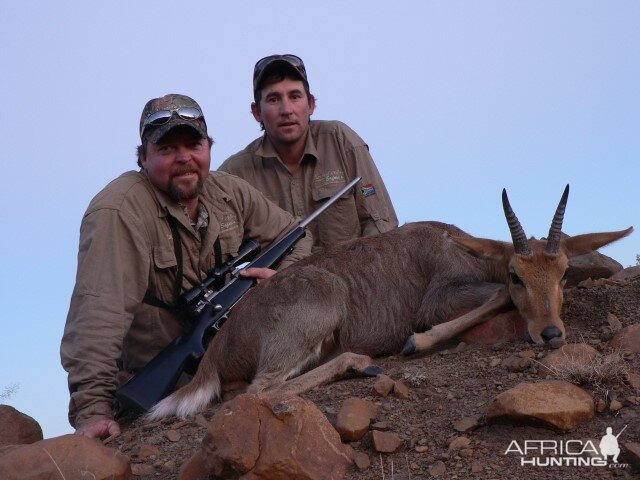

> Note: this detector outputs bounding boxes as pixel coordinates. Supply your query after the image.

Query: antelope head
[453,185,633,345]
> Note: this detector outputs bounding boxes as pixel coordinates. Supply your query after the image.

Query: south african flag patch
[360,183,376,197]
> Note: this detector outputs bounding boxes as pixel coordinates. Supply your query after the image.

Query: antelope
[148,186,632,419]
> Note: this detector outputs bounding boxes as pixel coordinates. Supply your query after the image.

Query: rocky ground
[107,277,640,479]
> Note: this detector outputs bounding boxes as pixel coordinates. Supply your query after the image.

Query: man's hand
[75,418,121,439]
[239,267,277,282]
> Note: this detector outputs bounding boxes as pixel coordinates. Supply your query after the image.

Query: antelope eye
[510,272,523,285]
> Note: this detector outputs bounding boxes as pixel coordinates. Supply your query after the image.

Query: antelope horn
[545,184,570,254]
[502,188,532,256]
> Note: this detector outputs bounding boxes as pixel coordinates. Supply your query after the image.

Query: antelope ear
[563,227,633,257]
[451,236,513,260]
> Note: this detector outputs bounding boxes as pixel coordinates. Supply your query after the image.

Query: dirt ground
[112,277,640,479]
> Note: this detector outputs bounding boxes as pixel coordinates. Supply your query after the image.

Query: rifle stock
[116,176,361,413]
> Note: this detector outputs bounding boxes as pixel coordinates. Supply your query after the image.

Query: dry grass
[42,447,66,480]
[378,453,414,480]
[538,350,629,388]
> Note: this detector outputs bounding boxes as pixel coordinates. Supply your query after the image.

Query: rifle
[115,176,361,413]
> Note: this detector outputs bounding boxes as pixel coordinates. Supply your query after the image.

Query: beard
[167,168,205,201]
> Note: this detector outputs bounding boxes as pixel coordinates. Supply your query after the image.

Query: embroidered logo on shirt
[314,170,345,186]
[219,214,238,231]
[361,183,376,197]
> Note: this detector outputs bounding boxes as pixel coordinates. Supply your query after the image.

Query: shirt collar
[254,128,319,164]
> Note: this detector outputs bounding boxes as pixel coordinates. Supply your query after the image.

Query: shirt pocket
[216,221,244,263]
[311,182,360,247]
[150,244,178,302]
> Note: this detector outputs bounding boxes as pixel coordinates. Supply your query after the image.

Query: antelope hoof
[361,365,384,377]
[402,335,417,356]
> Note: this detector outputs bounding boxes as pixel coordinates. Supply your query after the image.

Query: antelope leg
[404,287,512,354]
[260,352,381,400]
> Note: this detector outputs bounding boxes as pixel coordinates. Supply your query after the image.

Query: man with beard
[61,94,313,439]
[219,54,398,252]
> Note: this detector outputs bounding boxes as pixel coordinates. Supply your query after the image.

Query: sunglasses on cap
[139,107,204,138]
[253,54,307,83]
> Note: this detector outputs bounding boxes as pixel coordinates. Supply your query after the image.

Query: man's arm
[334,122,398,237]
[61,208,150,435]
[225,174,313,269]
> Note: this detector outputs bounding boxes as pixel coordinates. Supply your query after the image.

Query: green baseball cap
[139,94,208,143]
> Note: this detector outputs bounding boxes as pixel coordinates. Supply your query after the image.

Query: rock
[353,451,370,471]
[453,417,479,433]
[606,313,622,332]
[611,266,640,282]
[370,430,403,453]
[593,278,622,287]
[460,448,474,457]
[577,278,594,288]
[518,349,536,359]
[453,342,468,352]
[138,443,160,460]
[549,337,566,349]
[0,434,130,479]
[372,375,395,397]
[610,400,623,411]
[596,399,607,413]
[610,324,640,354]
[538,343,600,375]
[335,397,378,441]
[371,421,389,431]
[627,373,640,391]
[0,405,43,447]
[448,436,471,450]
[565,250,622,286]
[131,463,156,475]
[624,442,640,469]
[179,393,353,480]
[415,445,429,453]
[165,429,181,442]
[429,460,447,476]
[485,380,595,431]
[471,460,483,473]
[393,380,411,399]
[502,355,532,372]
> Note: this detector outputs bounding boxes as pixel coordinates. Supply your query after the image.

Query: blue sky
[0,2,637,438]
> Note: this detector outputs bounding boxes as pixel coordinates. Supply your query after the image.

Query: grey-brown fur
[219,222,507,375]
[148,221,512,419]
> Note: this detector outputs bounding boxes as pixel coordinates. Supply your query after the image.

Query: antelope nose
[541,326,563,342]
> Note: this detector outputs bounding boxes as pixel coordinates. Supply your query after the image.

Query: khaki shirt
[61,171,312,427]
[219,120,398,251]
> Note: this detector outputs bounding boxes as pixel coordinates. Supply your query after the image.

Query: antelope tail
[146,367,222,420]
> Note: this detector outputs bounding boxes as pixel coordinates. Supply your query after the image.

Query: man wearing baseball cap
[61,94,313,438]
[219,54,398,252]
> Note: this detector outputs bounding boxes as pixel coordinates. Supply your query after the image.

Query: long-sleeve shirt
[61,170,312,427]
[219,120,398,252]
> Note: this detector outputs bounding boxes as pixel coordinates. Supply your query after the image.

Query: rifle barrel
[115,176,361,412]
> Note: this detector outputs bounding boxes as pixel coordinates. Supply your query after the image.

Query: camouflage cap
[139,94,208,144]
[253,54,308,95]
